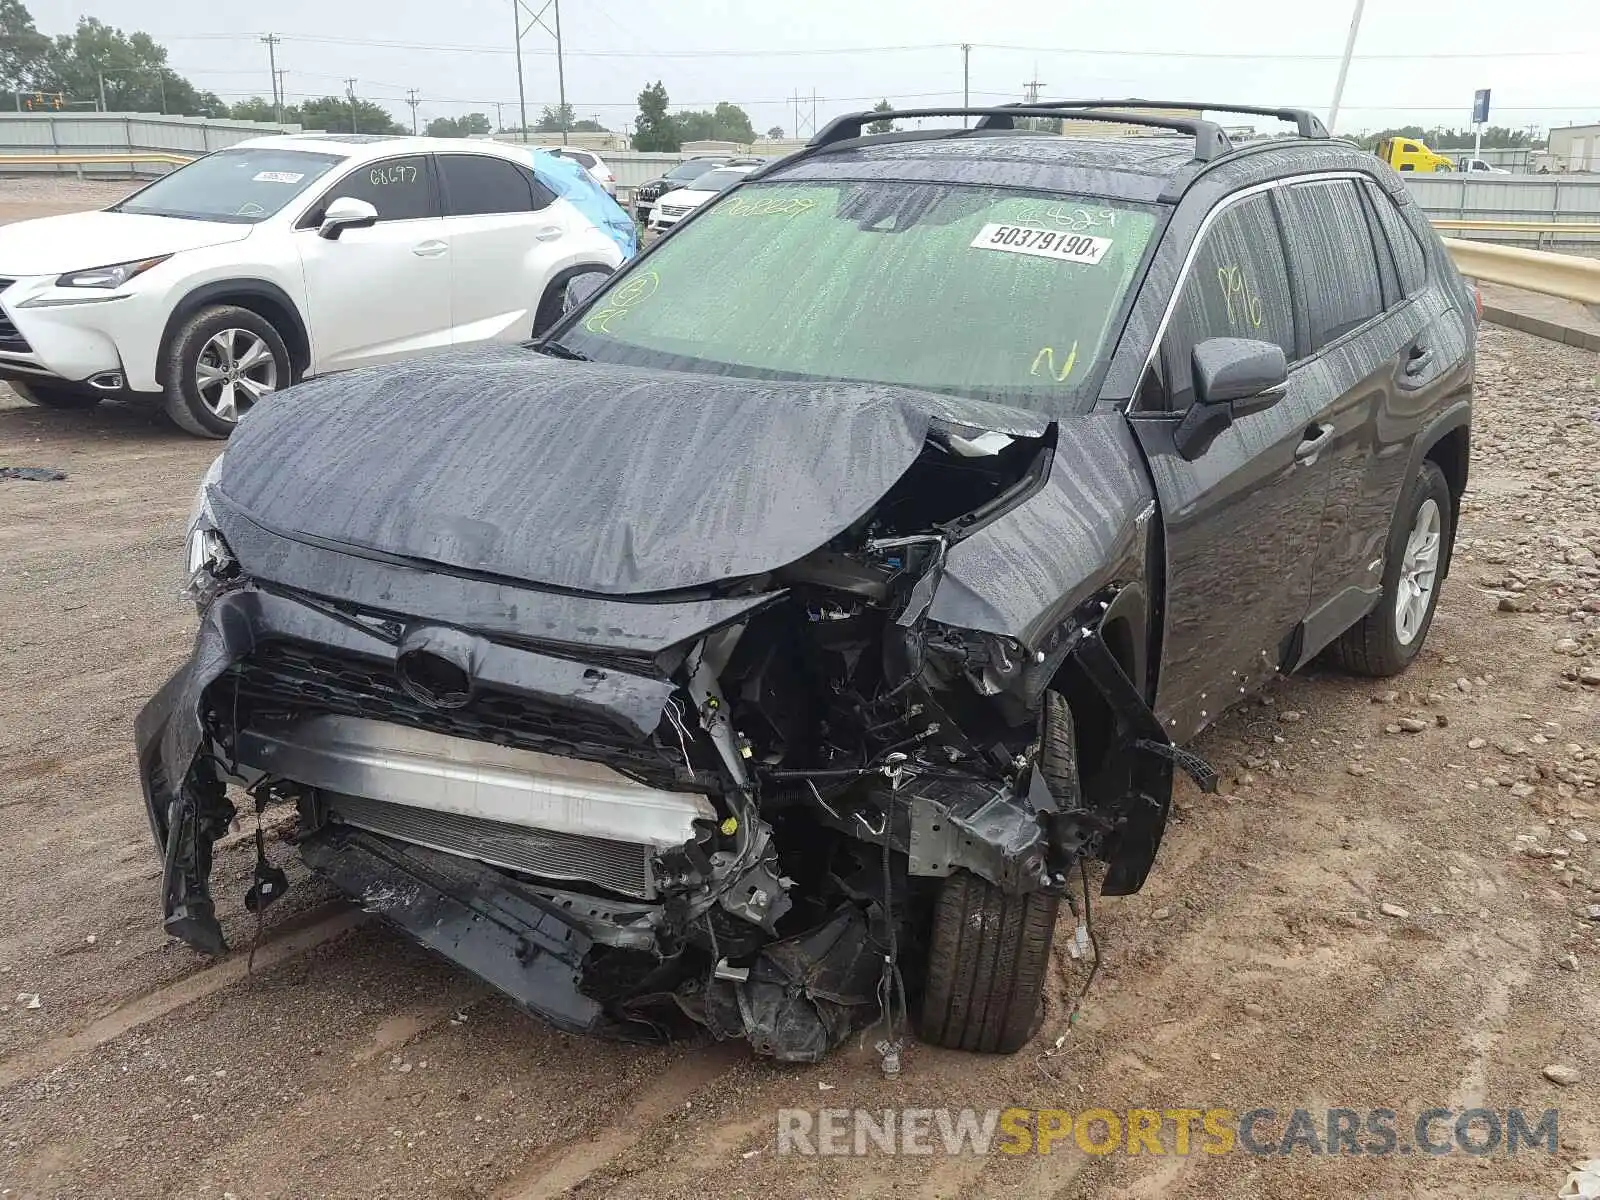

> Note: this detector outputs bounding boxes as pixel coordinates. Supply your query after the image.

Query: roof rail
[997,99,1329,139]
[809,106,1234,161]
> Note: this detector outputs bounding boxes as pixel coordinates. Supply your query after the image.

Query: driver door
[295,153,452,373]
[1126,190,1334,743]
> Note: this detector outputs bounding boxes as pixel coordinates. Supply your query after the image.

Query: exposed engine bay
[137,419,1210,1062]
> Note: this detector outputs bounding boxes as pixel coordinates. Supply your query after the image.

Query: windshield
[687,169,753,193]
[558,180,1159,408]
[668,159,722,182]
[116,147,344,224]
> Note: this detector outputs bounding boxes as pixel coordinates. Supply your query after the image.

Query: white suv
[0,135,628,436]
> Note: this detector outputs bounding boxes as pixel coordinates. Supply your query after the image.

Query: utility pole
[554,0,567,145]
[97,70,106,113]
[405,88,421,135]
[512,0,527,139]
[961,43,971,127]
[1327,0,1366,134]
[513,0,567,144]
[261,33,282,124]
[275,70,288,120]
[493,100,505,132]
[344,77,359,133]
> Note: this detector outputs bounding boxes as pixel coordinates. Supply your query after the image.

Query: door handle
[411,240,448,257]
[1294,423,1334,464]
[534,226,564,242]
[1403,344,1434,377]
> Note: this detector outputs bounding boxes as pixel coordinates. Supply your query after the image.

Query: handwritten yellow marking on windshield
[1030,341,1079,383]
[718,195,818,218]
[583,270,659,334]
[1217,264,1264,329]
[1009,203,1117,232]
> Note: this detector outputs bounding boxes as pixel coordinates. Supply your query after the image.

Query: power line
[152,31,1600,62]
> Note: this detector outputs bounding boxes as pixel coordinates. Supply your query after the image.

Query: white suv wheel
[196,328,281,423]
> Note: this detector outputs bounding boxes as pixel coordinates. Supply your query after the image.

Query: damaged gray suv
[136,101,1476,1062]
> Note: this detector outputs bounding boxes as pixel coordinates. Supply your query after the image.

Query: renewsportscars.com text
[776,1107,1560,1157]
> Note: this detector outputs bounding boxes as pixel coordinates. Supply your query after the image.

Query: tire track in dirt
[0,902,365,1090]
[498,1042,747,1199]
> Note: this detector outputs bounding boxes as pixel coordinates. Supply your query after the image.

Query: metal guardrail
[1442,238,1600,306]
[0,151,194,179]
[1431,218,1600,235]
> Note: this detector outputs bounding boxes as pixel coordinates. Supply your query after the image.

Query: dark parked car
[138,100,1475,1063]
[631,155,730,221]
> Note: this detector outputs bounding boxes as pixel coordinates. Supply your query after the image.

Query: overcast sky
[27,0,1600,137]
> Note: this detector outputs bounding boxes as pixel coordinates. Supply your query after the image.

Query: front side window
[115,147,343,224]
[310,155,435,223]
[1277,180,1385,349]
[1158,193,1295,410]
[557,181,1160,409]
[438,154,540,216]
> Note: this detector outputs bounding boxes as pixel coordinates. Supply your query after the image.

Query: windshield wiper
[536,340,589,361]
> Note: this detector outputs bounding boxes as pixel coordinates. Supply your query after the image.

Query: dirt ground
[1,180,1598,1200]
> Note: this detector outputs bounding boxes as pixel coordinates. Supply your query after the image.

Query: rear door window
[438,153,542,216]
[307,154,436,224]
[1159,192,1296,410]
[1362,180,1428,295]
[1278,180,1385,348]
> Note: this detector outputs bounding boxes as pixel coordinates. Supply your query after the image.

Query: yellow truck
[1376,136,1455,173]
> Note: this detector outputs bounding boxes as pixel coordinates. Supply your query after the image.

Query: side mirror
[318,197,378,240]
[562,270,610,314]
[1174,338,1289,461]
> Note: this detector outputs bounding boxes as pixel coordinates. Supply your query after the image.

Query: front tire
[917,693,1072,1053]
[162,305,290,439]
[533,267,612,337]
[9,380,101,410]
[1327,460,1453,676]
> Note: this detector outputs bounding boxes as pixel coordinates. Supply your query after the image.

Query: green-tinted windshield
[559,180,1158,406]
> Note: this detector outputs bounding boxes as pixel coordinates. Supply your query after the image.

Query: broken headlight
[184,453,235,608]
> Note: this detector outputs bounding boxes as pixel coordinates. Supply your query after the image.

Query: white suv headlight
[184,454,235,606]
[55,254,171,289]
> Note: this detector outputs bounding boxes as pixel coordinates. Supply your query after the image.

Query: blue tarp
[528,149,638,260]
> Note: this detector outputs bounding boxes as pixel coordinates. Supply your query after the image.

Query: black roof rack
[809,106,1234,161]
[994,99,1329,140]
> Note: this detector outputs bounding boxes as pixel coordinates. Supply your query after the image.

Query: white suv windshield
[116,147,345,224]
[560,180,1158,406]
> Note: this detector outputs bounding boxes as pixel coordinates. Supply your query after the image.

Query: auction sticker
[971,223,1111,265]
[253,170,305,184]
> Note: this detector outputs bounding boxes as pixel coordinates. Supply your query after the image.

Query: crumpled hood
[217,346,1046,596]
[0,210,252,276]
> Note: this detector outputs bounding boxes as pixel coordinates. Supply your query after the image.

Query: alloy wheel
[1394,497,1441,646]
[195,327,279,422]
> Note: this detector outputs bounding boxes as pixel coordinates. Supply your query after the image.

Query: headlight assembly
[54,255,172,290]
[184,454,236,607]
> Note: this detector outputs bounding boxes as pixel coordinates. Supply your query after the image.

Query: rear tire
[9,380,100,410]
[162,305,290,439]
[1326,460,1453,676]
[917,693,1072,1054]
